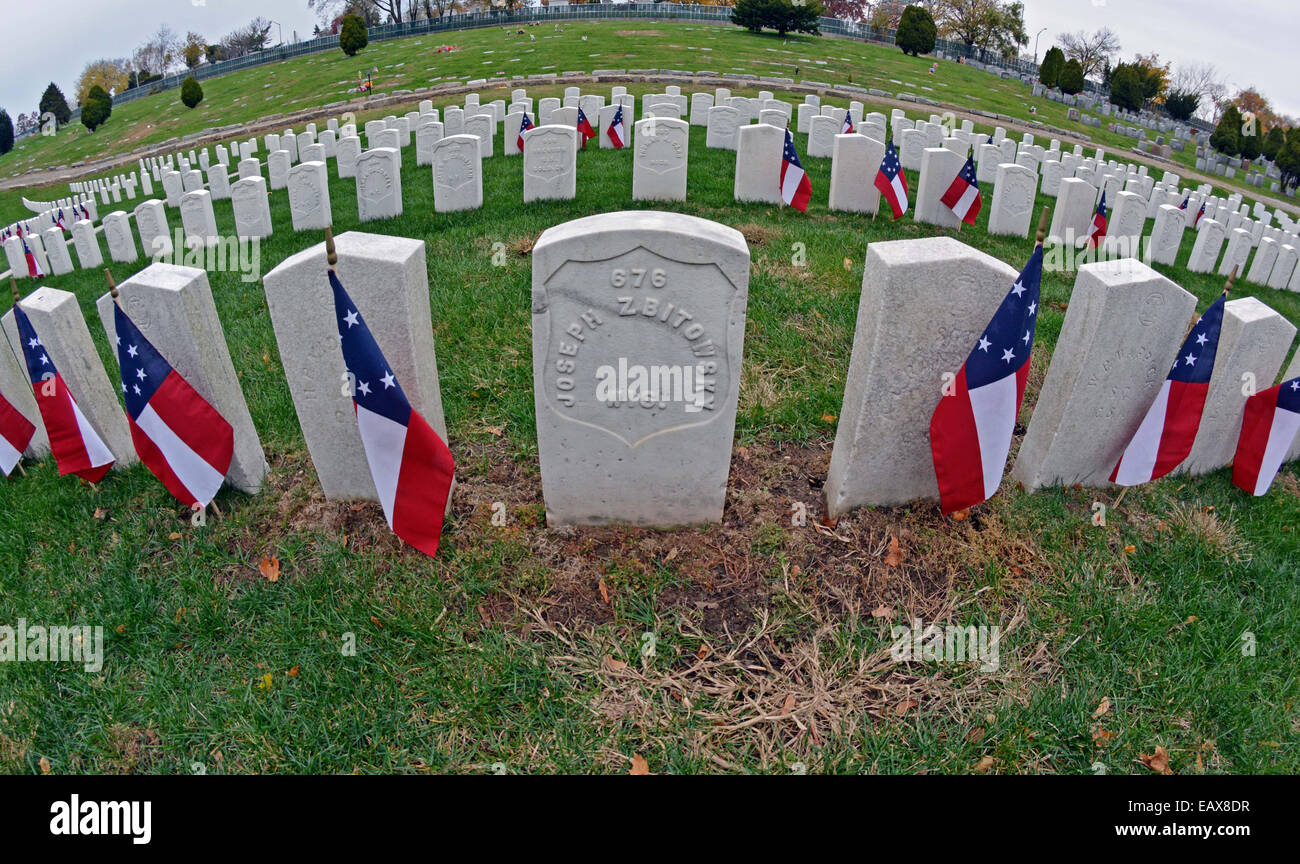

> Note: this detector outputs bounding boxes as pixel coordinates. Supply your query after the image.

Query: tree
[1038,46,1064,88]
[1238,119,1262,161]
[80,85,112,133]
[1058,58,1084,95]
[181,76,204,109]
[1234,87,1279,132]
[932,0,1026,60]
[896,4,937,56]
[219,18,275,59]
[1057,27,1120,78]
[340,14,369,56]
[75,59,130,104]
[183,32,207,69]
[133,25,182,80]
[1170,61,1226,123]
[729,0,824,36]
[822,0,871,20]
[1262,125,1285,161]
[1131,53,1169,104]
[39,83,72,128]
[1108,63,1142,111]
[0,110,13,156]
[1276,130,1300,192]
[1210,105,1241,156]
[1164,90,1199,123]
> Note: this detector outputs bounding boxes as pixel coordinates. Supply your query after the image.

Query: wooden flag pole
[9,275,19,304]
[1035,206,1049,248]
[325,226,337,273]
[1224,264,1236,297]
[105,269,119,303]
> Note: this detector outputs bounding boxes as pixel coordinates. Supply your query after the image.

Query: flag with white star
[330,269,455,558]
[1111,295,1226,486]
[113,302,233,507]
[13,303,114,483]
[930,245,1043,514]
[1233,376,1300,496]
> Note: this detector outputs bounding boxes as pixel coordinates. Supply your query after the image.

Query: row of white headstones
[2,89,1299,526]
[5,215,1298,527]
[10,83,1300,294]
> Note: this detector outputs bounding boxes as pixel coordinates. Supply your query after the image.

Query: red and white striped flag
[13,305,114,482]
[780,129,811,213]
[0,393,36,477]
[1110,296,1225,485]
[940,154,982,225]
[874,140,909,219]
[331,270,455,557]
[1232,377,1300,496]
[113,302,234,507]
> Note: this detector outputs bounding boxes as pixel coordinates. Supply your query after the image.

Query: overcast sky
[1,0,1295,122]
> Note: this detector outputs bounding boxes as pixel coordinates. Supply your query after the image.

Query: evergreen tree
[1211,105,1242,156]
[896,5,937,57]
[39,83,72,127]
[80,85,112,132]
[181,76,204,109]
[1038,47,1065,89]
[340,14,368,56]
[1058,58,1085,95]
[0,110,13,156]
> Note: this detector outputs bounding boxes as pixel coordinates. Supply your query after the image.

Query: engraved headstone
[733,124,785,204]
[825,238,1019,515]
[261,232,450,500]
[987,163,1036,237]
[828,134,884,214]
[531,212,750,525]
[134,199,172,257]
[1,286,134,468]
[287,161,332,232]
[1012,260,1197,490]
[705,105,739,151]
[431,135,483,213]
[354,148,403,222]
[1181,297,1296,475]
[632,118,688,202]
[522,125,578,203]
[96,264,268,494]
[231,177,273,240]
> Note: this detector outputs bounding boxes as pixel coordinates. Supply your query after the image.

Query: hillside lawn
[0,24,1297,775]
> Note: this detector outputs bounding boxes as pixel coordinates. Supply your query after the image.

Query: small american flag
[517,111,533,152]
[874,140,909,219]
[331,270,455,557]
[780,129,811,212]
[941,154,982,225]
[607,104,626,149]
[1234,376,1300,495]
[1087,191,1108,248]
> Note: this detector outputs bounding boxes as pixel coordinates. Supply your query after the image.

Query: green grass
[0,20,1286,219]
[1,46,1298,775]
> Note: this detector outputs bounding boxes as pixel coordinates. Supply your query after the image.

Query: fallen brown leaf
[1139,746,1173,775]
[973,755,995,773]
[1093,696,1111,718]
[602,655,628,672]
[258,555,280,582]
[629,753,651,775]
[884,535,904,567]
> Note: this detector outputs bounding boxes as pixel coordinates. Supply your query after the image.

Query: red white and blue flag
[54,209,67,231]
[1087,191,1108,248]
[874,140,909,219]
[22,237,43,278]
[113,302,233,507]
[1232,377,1300,496]
[13,305,114,482]
[1110,295,1226,485]
[840,113,855,135]
[517,111,533,151]
[930,245,1043,514]
[941,154,982,225]
[79,203,90,221]
[607,104,626,149]
[1179,196,1189,210]
[0,393,36,477]
[779,129,812,213]
[1194,201,1205,227]
[330,270,455,557]
[576,107,596,149]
